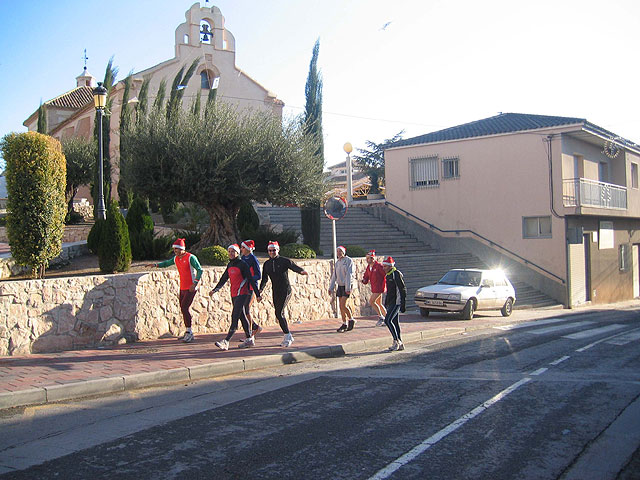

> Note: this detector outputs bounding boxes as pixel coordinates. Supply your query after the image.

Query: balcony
[563,178,627,210]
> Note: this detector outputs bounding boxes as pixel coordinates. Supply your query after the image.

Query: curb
[0,326,472,411]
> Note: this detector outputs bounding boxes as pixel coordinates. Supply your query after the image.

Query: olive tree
[61,136,96,217]
[122,103,325,249]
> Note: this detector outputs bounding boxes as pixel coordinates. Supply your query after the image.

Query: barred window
[410,157,439,188]
[442,157,459,179]
[523,216,552,239]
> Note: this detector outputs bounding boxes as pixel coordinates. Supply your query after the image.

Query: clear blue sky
[1,0,639,170]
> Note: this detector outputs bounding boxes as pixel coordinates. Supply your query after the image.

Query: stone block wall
[0,258,374,356]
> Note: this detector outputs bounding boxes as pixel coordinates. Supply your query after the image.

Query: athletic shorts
[336,285,350,298]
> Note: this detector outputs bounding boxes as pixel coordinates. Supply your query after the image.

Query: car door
[494,274,511,307]
[477,274,497,309]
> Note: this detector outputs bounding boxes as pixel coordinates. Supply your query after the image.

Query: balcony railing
[563,178,627,210]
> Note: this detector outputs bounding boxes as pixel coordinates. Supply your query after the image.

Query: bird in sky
[380,21,392,31]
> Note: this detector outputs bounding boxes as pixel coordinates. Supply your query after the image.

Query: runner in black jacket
[258,241,308,347]
[382,256,407,351]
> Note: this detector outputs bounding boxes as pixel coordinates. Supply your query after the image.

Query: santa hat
[382,256,395,266]
[267,241,280,251]
[172,238,186,250]
[337,245,346,255]
[366,249,376,257]
[241,240,255,252]
[228,244,240,254]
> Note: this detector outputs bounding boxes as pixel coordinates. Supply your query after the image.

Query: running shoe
[238,336,255,348]
[182,332,194,343]
[388,340,398,351]
[215,339,229,350]
[346,319,356,331]
[376,317,385,327]
[281,333,294,347]
[397,341,405,351]
[336,324,348,333]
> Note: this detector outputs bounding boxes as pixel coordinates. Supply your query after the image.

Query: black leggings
[179,289,197,328]
[273,289,292,334]
[242,291,260,330]
[225,294,251,341]
[384,304,402,341]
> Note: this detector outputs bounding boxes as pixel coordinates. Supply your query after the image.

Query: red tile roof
[46,86,94,109]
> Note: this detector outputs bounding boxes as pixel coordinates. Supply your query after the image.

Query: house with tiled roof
[23,2,283,205]
[382,112,640,306]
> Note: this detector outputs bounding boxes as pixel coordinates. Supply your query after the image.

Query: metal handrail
[383,200,566,284]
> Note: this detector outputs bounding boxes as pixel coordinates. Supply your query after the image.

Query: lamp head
[343,142,353,154]
[93,82,107,110]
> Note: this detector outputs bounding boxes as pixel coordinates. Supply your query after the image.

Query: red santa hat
[366,249,376,257]
[382,256,395,266]
[228,244,240,254]
[172,238,186,250]
[241,240,255,252]
[337,245,346,255]
[267,241,280,251]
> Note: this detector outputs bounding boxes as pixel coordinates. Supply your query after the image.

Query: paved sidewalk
[1,302,638,410]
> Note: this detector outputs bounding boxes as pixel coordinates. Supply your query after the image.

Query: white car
[414,269,516,319]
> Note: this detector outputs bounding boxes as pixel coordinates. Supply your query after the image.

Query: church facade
[23,2,283,204]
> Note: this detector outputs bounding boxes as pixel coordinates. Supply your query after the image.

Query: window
[201,71,211,89]
[620,244,630,271]
[523,216,552,239]
[632,163,639,189]
[442,157,459,179]
[410,157,439,188]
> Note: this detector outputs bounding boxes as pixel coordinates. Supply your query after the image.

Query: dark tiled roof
[387,113,588,148]
[46,86,94,109]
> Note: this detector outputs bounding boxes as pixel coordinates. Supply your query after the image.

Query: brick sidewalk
[2,302,637,410]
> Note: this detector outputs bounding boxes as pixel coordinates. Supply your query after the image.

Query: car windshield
[438,271,481,287]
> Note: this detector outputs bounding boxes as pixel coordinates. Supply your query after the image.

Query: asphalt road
[1,308,639,479]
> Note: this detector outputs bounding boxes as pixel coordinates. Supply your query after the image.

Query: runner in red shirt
[362,249,387,326]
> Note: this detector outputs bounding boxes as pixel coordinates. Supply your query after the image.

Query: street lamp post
[344,142,353,204]
[93,82,107,221]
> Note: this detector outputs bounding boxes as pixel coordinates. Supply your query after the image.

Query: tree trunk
[193,203,239,250]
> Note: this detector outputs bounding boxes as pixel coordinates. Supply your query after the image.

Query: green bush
[65,211,84,225]
[0,216,6,227]
[237,201,260,238]
[172,229,201,249]
[98,202,132,273]
[197,245,228,266]
[251,225,299,252]
[280,243,316,259]
[126,196,155,259]
[152,233,174,260]
[345,245,367,257]
[87,219,105,254]
[1,132,66,277]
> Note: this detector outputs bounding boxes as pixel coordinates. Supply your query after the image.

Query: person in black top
[381,256,407,351]
[257,241,308,347]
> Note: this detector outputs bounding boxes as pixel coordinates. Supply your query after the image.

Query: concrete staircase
[256,205,561,310]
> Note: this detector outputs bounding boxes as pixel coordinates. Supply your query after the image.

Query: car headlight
[415,291,425,297]
[446,293,461,302]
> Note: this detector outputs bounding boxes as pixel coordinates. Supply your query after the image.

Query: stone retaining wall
[0,224,93,244]
[0,258,374,356]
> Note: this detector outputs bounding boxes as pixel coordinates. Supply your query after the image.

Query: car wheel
[420,308,430,317]
[461,299,475,320]
[501,298,513,317]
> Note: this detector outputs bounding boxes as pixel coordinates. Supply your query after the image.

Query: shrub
[345,245,367,257]
[65,211,84,225]
[152,233,174,260]
[198,245,228,266]
[172,229,201,249]
[1,132,66,277]
[87,219,105,254]
[251,225,299,252]
[237,201,260,238]
[280,243,316,259]
[126,196,154,259]
[98,202,132,273]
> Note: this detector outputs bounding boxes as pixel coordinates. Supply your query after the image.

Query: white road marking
[549,356,570,366]
[530,368,548,376]
[605,329,640,346]
[576,327,638,352]
[528,321,594,335]
[494,317,575,331]
[367,377,532,480]
[563,324,626,340]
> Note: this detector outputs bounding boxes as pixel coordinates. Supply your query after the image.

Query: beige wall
[385,131,568,281]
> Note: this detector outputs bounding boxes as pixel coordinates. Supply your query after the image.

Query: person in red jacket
[209,244,261,350]
[362,249,387,326]
[148,238,203,343]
